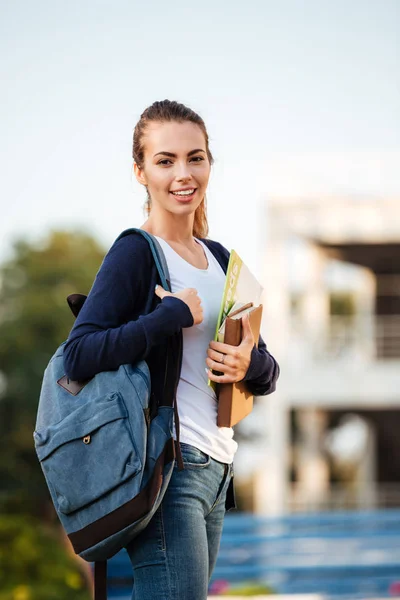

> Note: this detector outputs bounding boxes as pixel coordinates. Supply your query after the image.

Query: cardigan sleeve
[63,235,193,381]
[243,332,280,396]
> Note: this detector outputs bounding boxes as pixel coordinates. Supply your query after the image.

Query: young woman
[63,99,280,600]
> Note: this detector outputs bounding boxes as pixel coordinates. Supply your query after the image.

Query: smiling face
[134,120,211,219]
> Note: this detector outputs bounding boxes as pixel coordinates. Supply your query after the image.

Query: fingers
[207,348,229,366]
[209,340,237,354]
[206,356,230,373]
[178,287,203,325]
[206,367,237,384]
[156,285,203,325]
[241,313,254,343]
[207,332,251,382]
[206,348,237,377]
[155,285,171,300]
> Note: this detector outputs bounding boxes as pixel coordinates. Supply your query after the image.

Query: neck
[141,208,197,244]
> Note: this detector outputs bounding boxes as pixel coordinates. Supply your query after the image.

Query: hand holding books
[206,312,254,384]
[207,250,264,427]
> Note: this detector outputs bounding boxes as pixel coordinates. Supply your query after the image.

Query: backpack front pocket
[34,391,141,514]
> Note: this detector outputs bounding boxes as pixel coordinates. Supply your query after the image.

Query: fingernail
[155,284,158,291]
[205,368,209,374]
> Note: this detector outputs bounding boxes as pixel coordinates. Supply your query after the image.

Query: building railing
[290,315,400,361]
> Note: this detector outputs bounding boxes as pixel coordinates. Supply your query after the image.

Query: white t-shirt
[154,236,238,464]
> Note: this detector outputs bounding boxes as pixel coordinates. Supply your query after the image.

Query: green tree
[0,514,90,600]
[0,229,106,515]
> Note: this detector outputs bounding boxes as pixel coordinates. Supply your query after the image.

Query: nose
[175,161,192,182]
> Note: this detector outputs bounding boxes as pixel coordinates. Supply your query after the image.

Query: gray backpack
[33,229,181,599]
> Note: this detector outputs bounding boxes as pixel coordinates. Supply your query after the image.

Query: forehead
[143,121,206,156]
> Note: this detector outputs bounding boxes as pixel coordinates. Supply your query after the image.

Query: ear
[133,162,147,186]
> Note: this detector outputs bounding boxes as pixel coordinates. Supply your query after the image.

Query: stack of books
[209,250,263,427]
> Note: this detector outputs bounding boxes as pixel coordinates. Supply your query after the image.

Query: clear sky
[1,0,399,276]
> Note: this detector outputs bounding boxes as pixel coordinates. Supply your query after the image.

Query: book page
[213,250,263,343]
[217,304,257,342]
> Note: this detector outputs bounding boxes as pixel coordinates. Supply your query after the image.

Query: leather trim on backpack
[68,437,175,554]
[57,375,90,396]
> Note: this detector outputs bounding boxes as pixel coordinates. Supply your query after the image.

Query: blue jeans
[125,441,234,600]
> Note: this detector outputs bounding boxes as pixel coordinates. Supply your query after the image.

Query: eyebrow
[153,149,206,158]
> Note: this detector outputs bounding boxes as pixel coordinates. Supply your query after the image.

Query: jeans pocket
[209,463,233,513]
[176,442,211,468]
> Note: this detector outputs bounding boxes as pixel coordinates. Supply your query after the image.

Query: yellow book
[208,250,263,390]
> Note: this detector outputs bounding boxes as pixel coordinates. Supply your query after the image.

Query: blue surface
[96,509,400,598]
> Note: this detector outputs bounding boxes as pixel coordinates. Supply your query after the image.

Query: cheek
[199,165,211,186]
[147,168,171,191]
[193,168,210,187]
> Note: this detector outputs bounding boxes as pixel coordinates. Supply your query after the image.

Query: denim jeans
[125,441,234,600]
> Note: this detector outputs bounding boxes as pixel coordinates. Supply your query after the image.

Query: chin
[168,199,203,214]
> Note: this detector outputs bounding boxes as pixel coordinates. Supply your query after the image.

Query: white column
[295,408,329,511]
[251,207,291,515]
[355,420,377,509]
[299,244,329,360]
[253,391,289,515]
[353,268,376,361]
[262,238,290,359]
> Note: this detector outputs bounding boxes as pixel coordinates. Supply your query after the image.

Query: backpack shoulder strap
[66,229,171,318]
[94,560,107,600]
[115,227,171,292]
[117,230,184,467]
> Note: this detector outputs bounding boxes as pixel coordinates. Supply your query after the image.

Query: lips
[170,188,197,202]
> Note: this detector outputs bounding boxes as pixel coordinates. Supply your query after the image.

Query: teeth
[171,189,195,196]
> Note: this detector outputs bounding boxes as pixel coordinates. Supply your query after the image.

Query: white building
[249,196,400,515]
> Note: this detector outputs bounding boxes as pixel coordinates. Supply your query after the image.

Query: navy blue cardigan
[63,232,280,511]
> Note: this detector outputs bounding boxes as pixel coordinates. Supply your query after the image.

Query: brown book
[217,304,263,427]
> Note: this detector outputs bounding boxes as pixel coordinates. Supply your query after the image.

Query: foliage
[0,513,90,599]
[209,578,274,596]
[0,228,106,513]
[329,292,356,316]
[220,584,274,595]
[220,586,274,596]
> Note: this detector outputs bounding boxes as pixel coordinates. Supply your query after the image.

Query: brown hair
[132,99,214,239]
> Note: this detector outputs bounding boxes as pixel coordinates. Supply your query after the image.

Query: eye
[190,156,205,162]
[157,159,172,165]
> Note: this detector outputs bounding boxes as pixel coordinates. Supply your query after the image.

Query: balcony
[289,315,400,363]
[282,315,400,406]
